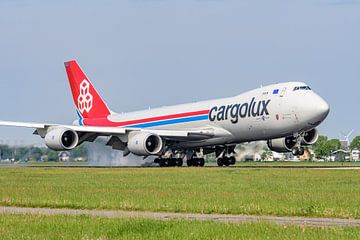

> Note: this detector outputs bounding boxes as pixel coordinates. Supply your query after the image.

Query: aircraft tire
[158,159,166,167]
[298,147,305,156]
[217,158,224,167]
[292,148,299,156]
[198,158,205,167]
[171,159,178,167]
[187,159,193,167]
[229,156,236,165]
[163,159,171,167]
[223,158,230,166]
[175,158,183,167]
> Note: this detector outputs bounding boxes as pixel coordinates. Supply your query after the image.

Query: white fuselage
[101,82,329,149]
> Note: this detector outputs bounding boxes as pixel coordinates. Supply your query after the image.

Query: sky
[0,0,359,145]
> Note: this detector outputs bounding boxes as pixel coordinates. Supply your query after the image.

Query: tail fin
[64,60,111,119]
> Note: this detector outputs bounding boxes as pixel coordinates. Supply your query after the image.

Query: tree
[350,136,360,150]
[30,147,43,161]
[313,135,328,158]
[325,139,341,154]
[13,147,30,161]
[0,145,12,159]
[313,136,341,159]
[47,151,58,161]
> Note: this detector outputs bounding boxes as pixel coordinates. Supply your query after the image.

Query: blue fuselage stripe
[127,115,209,128]
[76,110,83,126]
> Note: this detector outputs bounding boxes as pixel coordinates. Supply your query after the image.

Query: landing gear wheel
[158,159,166,167]
[217,158,224,167]
[163,159,171,167]
[175,158,183,167]
[223,158,230,166]
[192,159,199,167]
[292,148,299,156]
[198,158,205,167]
[229,156,236,165]
[298,147,305,156]
[187,159,193,167]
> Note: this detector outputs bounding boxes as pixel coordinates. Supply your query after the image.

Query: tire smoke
[85,137,155,166]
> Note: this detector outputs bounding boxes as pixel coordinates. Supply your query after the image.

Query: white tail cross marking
[77,79,93,114]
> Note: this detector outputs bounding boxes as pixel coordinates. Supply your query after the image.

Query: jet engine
[127,132,163,156]
[267,136,297,153]
[267,129,319,153]
[44,127,79,150]
[301,128,318,145]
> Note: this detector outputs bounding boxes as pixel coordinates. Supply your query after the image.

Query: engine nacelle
[127,132,163,156]
[301,128,318,145]
[267,136,297,153]
[44,127,79,151]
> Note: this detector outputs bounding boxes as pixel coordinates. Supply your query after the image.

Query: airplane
[0,60,330,167]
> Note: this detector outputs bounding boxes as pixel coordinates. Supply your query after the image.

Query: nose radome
[314,95,330,120]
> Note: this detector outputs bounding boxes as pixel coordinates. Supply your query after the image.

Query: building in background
[330,149,350,162]
[351,149,359,161]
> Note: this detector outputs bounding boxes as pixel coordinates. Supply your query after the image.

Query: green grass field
[0,168,360,219]
[0,214,359,240]
[232,161,360,166]
[5,160,360,167]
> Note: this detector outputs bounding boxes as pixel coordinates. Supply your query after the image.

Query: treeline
[312,135,360,158]
[0,144,88,162]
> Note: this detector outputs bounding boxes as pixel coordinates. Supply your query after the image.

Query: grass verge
[0,168,359,218]
[0,214,360,240]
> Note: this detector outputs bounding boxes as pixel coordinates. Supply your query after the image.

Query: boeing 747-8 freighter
[0,61,330,167]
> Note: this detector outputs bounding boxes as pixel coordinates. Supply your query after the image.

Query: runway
[1,206,359,227]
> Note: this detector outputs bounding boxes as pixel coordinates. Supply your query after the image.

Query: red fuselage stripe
[82,109,210,127]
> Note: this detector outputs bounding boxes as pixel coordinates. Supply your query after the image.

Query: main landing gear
[154,158,183,167]
[155,149,207,167]
[154,157,205,167]
[186,158,205,167]
[216,146,236,167]
[217,156,236,167]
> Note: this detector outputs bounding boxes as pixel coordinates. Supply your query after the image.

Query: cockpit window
[293,86,311,91]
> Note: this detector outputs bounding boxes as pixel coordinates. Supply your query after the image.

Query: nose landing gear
[290,133,307,156]
[292,147,305,156]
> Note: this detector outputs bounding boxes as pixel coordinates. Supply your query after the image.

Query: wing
[0,121,231,145]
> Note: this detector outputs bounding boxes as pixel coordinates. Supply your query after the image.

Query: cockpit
[293,86,311,91]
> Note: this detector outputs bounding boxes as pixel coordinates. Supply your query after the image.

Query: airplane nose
[292,92,330,127]
[312,95,330,121]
